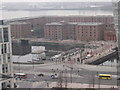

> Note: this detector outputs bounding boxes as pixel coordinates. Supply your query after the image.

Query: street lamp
[80,49,83,64]
[18,56,21,73]
[32,59,35,69]
[64,69,68,88]
[98,76,101,90]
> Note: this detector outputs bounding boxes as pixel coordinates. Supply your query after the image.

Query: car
[14,83,17,88]
[85,54,93,59]
[117,78,120,80]
[51,74,58,79]
[14,73,27,79]
[38,73,44,77]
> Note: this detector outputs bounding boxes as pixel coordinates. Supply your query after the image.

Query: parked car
[14,73,27,79]
[85,54,93,59]
[51,74,58,79]
[38,73,44,77]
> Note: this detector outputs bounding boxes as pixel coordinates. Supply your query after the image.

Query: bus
[98,74,112,80]
[14,73,27,79]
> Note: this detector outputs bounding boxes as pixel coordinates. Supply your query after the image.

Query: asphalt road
[13,62,117,88]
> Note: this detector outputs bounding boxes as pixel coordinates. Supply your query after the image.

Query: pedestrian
[47,82,49,87]
[15,77,17,80]
[78,70,79,75]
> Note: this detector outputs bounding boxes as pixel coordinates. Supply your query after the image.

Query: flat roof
[46,22,63,26]
[68,22,103,25]
[10,22,28,25]
[0,25,9,28]
[46,22,103,26]
[77,22,103,26]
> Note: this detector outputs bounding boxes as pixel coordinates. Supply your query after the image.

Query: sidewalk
[47,82,117,89]
[65,64,117,72]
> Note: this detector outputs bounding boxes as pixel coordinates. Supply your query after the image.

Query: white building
[0,22,14,89]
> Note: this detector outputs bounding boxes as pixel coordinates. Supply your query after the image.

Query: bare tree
[57,71,63,89]
[64,69,68,88]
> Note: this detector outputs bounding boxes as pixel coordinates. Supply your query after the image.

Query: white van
[85,54,92,59]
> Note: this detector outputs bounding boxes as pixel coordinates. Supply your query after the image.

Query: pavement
[14,62,117,88]
[68,64,117,72]
[13,62,117,74]
[48,82,117,89]
[13,41,118,88]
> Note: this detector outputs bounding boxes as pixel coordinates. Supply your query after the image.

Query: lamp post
[92,73,95,89]
[32,59,35,69]
[98,77,101,90]
[70,67,73,84]
[18,56,21,73]
[70,62,73,84]
[65,69,67,88]
[80,49,83,64]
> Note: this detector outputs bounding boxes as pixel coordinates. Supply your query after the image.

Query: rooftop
[77,22,103,26]
[46,22,103,26]
[0,25,9,28]
[10,22,28,25]
[46,22,63,26]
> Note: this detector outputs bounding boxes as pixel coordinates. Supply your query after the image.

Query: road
[13,61,117,88]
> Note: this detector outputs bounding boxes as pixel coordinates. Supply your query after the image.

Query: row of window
[0,53,11,64]
[81,34,96,37]
[0,27,9,43]
[0,43,10,54]
[46,26,97,29]
[2,64,8,73]
[46,18,112,22]
[0,27,11,74]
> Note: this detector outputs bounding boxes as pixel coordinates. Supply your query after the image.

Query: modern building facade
[12,39,31,55]
[0,22,14,89]
[113,0,120,88]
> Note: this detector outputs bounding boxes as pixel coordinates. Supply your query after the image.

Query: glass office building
[0,22,14,89]
[113,0,120,88]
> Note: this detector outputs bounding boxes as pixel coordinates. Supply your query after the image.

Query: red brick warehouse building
[103,23,116,41]
[104,29,116,41]
[10,22,31,39]
[44,22,63,40]
[75,22,105,41]
[11,15,114,40]
[44,22,106,41]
